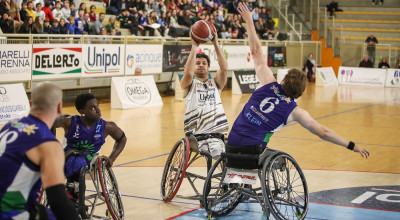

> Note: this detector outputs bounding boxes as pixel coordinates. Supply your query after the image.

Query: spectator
[147,11,160,36]
[196,2,204,14]
[67,16,76,34]
[252,7,259,21]
[157,11,168,36]
[232,19,246,39]
[378,57,390,69]
[0,12,15,33]
[108,0,123,16]
[88,5,96,22]
[169,0,180,10]
[50,19,60,34]
[177,10,191,36]
[75,9,88,34]
[93,12,105,35]
[19,2,28,22]
[32,16,43,33]
[59,17,67,34]
[146,0,161,17]
[70,2,76,17]
[18,16,33,33]
[189,1,197,15]
[5,0,21,22]
[132,0,145,12]
[255,17,266,38]
[30,0,44,10]
[26,2,35,20]
[118,9,139,35]
[52,1,62,21]
[42,18,51,33]
[220,23,231,39]
[359,55,373,68]
[259,7,269,21]
[191,11,201,24]
[224,15,233,28]
[134,67,142,76]
[303,53,318,82]
[326,0,342,16]
[203,0,213,10]
[265,17,275,38]
[105,16,119,33]
[372,0,384,5]
[365,33,378,65]
[35,3,45,20]
[42,0,54,21]
[214,10,224,29]
[61,1,71,22]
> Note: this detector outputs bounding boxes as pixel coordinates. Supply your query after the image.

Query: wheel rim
[160,138,190,202]
[264,154,309,220]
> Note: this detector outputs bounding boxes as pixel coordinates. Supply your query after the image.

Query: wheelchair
[160,133,224,202]
[202,145,309,220]
[38,149,124,220]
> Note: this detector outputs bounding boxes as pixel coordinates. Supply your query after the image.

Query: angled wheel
[160,138,190,202]
[261,153,309,220]
[97,158,125,220]
[202,157,243,217]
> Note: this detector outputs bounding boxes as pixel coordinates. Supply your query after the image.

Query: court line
[114,99,398,167]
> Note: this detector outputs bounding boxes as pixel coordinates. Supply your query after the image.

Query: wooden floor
[27,84,400,218]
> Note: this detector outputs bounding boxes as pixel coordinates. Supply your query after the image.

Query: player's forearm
[318,125,349,148]
[183,45,198,76]
[109,137,127,162]
[246,20,263,58]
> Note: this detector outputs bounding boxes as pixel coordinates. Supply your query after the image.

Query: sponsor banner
[224,45,247,70]
[0,44,32,82]
[32,45,82,79]
[338,66,386,86]
[244,46,268,69]
[309,185,400,212]
[0,83,30,124]
[111,76,163,109]
[223,168,258,185]
[162,44,191,72]
[232,70,259,94]
[277,68,291,83]
[385,69,400,88]
[125,44,163,75]
[316,67,339,86]
[83,44,124,77]
[268,46,286,67]
[197,44,219,71]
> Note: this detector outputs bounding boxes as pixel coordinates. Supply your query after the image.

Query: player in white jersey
[181,27,228,158]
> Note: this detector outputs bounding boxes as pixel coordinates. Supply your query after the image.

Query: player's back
[0,115,57,219]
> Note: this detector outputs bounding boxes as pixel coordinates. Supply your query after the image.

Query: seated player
[228,3,370,158]
[0,82,80,220]
[53,93,127,191]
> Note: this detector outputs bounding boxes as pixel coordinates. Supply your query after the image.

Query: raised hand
[236,2,254,23]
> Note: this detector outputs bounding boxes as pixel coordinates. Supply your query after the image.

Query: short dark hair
[196,53,210,67]
[281,68,307,99]
[75,93,95,111]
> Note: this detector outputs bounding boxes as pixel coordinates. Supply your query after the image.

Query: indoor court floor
[20,84,400,219]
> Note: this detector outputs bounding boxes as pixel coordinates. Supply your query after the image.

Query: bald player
[0,82,79,220]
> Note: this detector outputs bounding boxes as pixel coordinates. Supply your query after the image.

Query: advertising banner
[385,69,400,88]
[338,66,386,86]
[111,76,163,109]
[32,45,82,79]
[83,44,124,77]
[316,67,339,86]
[125,44,163,75]
[268,46,286,67]
[0,44,32,82]
[162,44,191,72]
[232,70,259,94]
[224,45,247,70]
[0,83,30,124]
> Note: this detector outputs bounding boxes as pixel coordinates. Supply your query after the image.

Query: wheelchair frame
[38,150,124,220]
[160,134,216,202]
[202,148,309,220]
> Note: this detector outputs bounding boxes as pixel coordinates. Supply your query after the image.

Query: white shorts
[197,138,225,160]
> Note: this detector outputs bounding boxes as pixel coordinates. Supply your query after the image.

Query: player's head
[75,93,101,121]
[30,82,62,116]
[281,68,307,99]
[195,53,210,78]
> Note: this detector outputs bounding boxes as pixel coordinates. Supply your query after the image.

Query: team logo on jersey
[272,85,290,102]
[23,124,38,135]
[10,120,38,135]
[73,124,80,139]
[196,83,203,88]
[94,133,102,139]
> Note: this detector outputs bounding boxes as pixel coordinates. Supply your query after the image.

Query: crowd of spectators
[0,0,274,40]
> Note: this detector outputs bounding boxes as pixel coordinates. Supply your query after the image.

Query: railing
[269,0,302,41]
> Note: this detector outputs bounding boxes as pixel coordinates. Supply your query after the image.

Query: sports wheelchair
[38,149,124,220]
[202,144,309,220]
[160,133,224,202]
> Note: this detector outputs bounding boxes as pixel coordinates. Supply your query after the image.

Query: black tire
[202,157,243,217]
[261,153,309,220]
[98,158,125,220]
[160,138,190,202]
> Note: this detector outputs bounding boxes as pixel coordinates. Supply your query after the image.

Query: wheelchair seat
[222,144,263,169]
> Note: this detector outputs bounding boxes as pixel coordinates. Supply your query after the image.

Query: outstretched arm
[289,107,370,158]
[104,121,127,168]
[212,28,228,92]
[181,33,199,98]
[237,2,276,87]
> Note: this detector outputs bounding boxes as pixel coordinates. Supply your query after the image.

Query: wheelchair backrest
[224,144,264,169]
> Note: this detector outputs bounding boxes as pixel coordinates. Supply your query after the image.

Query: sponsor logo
[126,52,162,69]
[34,54,80,68]
[94,133,102,139]
[126,55,135,68]
[86,47,121,73]
[391,70,399,85]
[125,78,151,105]
[227,173,256,180]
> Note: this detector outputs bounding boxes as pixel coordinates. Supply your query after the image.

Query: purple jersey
[0,115,58,219]
[228,82,297,147]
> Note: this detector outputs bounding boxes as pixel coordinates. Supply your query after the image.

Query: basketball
[190,20,216,44]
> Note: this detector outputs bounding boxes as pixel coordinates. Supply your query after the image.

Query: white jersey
[184,78,228,135]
